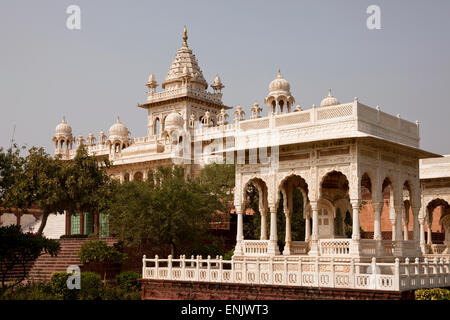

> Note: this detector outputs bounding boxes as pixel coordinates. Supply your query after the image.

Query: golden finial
[183,26,188,43]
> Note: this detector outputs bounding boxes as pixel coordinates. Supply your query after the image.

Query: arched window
[154,118,160,135]
[279,100,284,113]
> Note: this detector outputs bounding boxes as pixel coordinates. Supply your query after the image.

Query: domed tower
[52,116,74,155]
[320,89,340,107]
[264,69,295,114]
[107,117,131,154]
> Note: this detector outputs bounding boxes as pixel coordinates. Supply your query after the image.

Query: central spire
[162,28,208,91]
[183,26,188,44]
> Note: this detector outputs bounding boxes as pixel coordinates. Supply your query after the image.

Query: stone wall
[140,279,415,300]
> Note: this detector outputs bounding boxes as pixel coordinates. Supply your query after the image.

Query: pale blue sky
[0,0,449,154]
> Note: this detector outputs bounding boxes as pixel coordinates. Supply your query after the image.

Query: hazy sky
[1,0,449,155]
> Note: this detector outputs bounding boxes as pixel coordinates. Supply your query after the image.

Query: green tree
[0,225,60,288]
[0,145,25,210]
[63,145,114,236]
[4,147,67,234]
[109,165,222,256]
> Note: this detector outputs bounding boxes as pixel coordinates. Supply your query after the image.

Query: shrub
[79,240,127,280]
[116,271,140,292]
[1,282,56,300]
[415,288,450,300]
[79,241,127,265]
[188,243,224,258]
[50,272,78,300]
[79,272,101,300]
[223,248,234,260]
[100,285,141,300]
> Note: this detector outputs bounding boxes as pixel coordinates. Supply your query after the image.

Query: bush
[415,288,450,300]
[188,243,224,258]
[223,248,234,260]
[1,282,56,300]
[79,241,127,265]
[79,272,101,300]
[100,285,141,300]
[116,271,140,292]
[50,272,78,300]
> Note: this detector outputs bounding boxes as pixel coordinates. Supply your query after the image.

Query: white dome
[55,116,72,136]
[109,117,129,138]
[269,69,290,93]
[320,89,340,107]
[164,112,184,130]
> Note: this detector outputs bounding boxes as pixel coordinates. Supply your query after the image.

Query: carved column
[260,206,268,240]
[350,199,361,256]
[372,202,383,241]
[372,202,383,257]
[403,202,410,241]
[412,206,420,241]
[308,201,319,256]
[426,208,433,245]
[234,205,244,256]
[393,205,404,256]
[283,209,292,255]
[268,204,280,255]
[305,212,311,242]
[411,206,421,256]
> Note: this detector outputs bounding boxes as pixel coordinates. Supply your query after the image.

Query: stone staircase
[27,238,118,282]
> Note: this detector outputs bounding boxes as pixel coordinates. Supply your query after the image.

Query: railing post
[257,257,261,284]
[196,255,200,281]
[415,257,420,288]
[219,256,223,282]
[405,258,410,290]
[142,255,146,279]
[394,258,400,291]
[350,258,356,288]
[284,257,288,285]
[331,257,335,288]
[298,258,303,286]
[315,258,319,287]
[168,255,172,279]
[424,257,429,287]
[243,257,247,284]
[155,255,159,279]
[370,257,377,290]
[207,255,211,282]
[181,255,186,281]
[269,256,274,285]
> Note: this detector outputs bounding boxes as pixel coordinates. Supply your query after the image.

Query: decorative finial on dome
[62,116,66,123]
[211,74,224,93]
[116,116,121,123]
[183,26,188,44]
[277,68,281,78]
[320,89,340,107]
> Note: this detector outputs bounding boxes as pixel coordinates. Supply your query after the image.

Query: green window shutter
[84,212,94,235]
[99,213,109,238]
[71,213,80,235]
